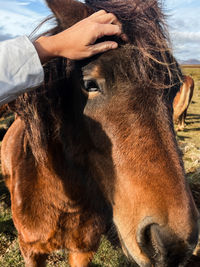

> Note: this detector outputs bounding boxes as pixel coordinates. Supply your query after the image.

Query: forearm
[0,36,44,105]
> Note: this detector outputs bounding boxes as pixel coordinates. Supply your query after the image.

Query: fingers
[89,10,120,28]
[89,10,107,18]
[89,10,128,42]
[97,23,122,39]
[92,12,121,27]
[89,41,118,56]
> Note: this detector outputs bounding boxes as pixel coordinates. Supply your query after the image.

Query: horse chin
[114,220,152,267]
[120,240,152,267]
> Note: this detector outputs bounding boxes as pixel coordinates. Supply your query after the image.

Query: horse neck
[38,128,111,215]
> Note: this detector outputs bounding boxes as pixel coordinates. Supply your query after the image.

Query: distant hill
[180,59,200,65]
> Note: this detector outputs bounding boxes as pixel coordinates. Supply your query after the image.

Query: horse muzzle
[134,217,199,267]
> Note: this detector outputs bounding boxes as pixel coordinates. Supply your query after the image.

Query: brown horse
[173,75,194,131]
[1,0,199,266]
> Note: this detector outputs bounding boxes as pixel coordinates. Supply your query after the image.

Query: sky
[0,0,199,61]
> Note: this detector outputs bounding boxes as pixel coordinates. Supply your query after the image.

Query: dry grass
[177,67,200,203]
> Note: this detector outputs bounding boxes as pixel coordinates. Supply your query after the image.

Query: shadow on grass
[184,127,200,132]
[0,177,11,208]
[187,169,200,210]
[185,113,200,126]
[187,113,200,119]
[0,113,14,141]
[186,121,200,125]
[0,219,16,237]
[0,177,15,237]
[176,123,200,136]
[177,135,190,142]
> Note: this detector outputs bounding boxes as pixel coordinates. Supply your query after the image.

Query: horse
[173,75,194,131]
[1,0,199,266]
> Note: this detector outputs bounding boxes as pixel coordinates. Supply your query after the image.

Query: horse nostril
[137,222,197,267]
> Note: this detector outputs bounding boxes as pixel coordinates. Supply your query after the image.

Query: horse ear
[46,0,94,28]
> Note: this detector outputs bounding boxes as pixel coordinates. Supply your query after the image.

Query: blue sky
[0,0,199,61]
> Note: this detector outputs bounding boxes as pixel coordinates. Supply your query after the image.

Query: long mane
[11,0,182,164]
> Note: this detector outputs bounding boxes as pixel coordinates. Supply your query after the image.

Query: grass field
[0,66,200,266]
[178,67,200,180]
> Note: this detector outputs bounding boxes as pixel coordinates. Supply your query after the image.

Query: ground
[0,66,200,266]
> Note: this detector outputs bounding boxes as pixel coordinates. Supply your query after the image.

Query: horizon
[0,0,199,62]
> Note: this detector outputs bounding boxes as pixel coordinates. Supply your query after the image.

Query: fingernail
[111,43,118,49]
[121,33,128,42]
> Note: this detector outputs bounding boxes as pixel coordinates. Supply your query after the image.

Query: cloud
[0,10,43,37]
[17,2,31,6]
[0,0,51,39]
[171,31,200,45]
[169,31,200,60]
[165,0,200,60]
[0,32,15,41]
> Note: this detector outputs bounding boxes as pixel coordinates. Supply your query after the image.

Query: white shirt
[0,36,44,105]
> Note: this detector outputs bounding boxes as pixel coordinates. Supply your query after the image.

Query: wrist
[34,36,57,64]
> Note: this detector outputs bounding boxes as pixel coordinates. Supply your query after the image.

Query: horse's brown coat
[1,1,199,267]
[173,75,194,130]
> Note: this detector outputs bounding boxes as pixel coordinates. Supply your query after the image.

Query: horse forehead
[82,64,102,79]
[81,48,126,76]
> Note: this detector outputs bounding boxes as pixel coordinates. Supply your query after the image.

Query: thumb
[90,41,118,55]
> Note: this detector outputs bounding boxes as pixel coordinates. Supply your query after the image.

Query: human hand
[34,10,125,64]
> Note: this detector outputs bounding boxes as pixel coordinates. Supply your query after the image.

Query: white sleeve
[0,36,44,105]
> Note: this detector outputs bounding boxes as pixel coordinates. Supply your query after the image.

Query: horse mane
[10,0,182,164]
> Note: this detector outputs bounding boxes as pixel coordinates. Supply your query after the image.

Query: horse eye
[84,80,100,92]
